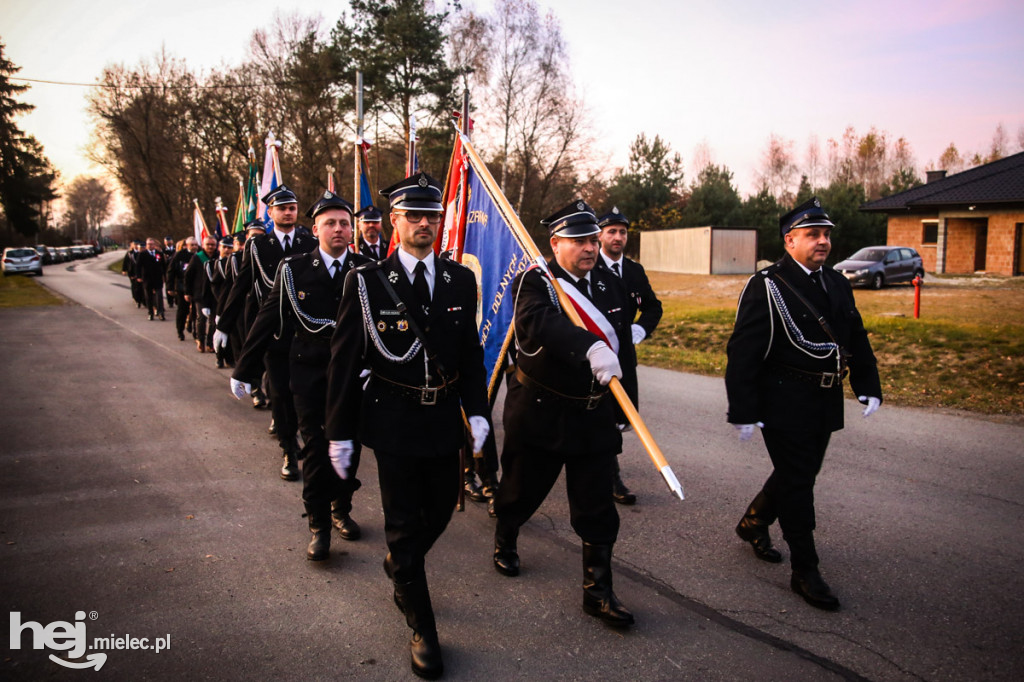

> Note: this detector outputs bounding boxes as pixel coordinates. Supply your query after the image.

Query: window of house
[922,221,939,245]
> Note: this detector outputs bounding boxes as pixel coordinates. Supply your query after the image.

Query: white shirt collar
[273,227,295,245]
[319,248,347,271]
[397,248,434,277]
[792,259,818,276]
[600,251,624,270]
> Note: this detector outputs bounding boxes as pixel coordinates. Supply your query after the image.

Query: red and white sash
[553,275,619,355]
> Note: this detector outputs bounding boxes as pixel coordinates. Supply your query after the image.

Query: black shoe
[332,514,361,541]
[280,451,299,481]
[464,474,487,503]
[252,388,267,409]
[410,631,443,680]
[383,553,405,614]
[735,521,783,563]
[582,590,635,628]
[159,314,166,321]
[791,571,840,611]
[487,497,497,519]
[178,332,185,341]
[612,475,637,505]
[268,419,277,435]
[307,529,330,561]
[581,542,634,627]
[148,313,154,321]
[493,523,520,577]
[216,357,225,369]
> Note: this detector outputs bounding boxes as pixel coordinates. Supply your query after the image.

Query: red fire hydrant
[912,275,923,319]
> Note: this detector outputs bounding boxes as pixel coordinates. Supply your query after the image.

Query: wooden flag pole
[459,134,683,500]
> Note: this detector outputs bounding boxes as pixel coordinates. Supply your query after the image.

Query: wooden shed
[639,226,758,274]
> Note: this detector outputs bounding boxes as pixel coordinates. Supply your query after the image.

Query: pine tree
[0,40,58,238]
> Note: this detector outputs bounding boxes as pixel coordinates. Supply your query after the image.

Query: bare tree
[690,139,714,178]
[755,133,798,203]
[804,134,821,189]
[64,176,112,242]
[989,122,1008,162]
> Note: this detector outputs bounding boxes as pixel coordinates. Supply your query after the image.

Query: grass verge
[0,274,63,308]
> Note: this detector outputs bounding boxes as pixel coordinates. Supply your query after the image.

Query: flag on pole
[232,180,246,234]
[406,114,419,177]
[245,147,259,224]
[193,199,210,244]
[259,132,283,232]
[357,138,374,210]
[326,165,336,193]
[214,197,229,239]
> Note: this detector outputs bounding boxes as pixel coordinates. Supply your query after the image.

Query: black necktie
[331,260,341,280]
[575,276,591,299]
[367,244,377,259]
[809,270,826,292]
[413,261,430,312]
[611,262,621,277]
[282,234,291,254]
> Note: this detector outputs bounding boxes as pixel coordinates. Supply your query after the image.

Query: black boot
[331,500,361,541]
[611,456,636,505]
[493,522,520,577]
[480,470,499,500]
[251,387,267,409]
[394,579,443,680]
[581,542,634,627]
[735,491,782,563]
[280,441,299,481]
[306,507,330,561]
[791,570,840,611]
[463,467,486,503]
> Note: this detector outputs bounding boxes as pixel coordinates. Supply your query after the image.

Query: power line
[10,76,342,90]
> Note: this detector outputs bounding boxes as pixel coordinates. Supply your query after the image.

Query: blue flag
[460,163,531,397]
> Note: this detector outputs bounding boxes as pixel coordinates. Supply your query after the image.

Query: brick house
[860,151,1024,276]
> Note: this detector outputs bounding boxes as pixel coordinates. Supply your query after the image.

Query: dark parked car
[33,245,53,265]
[57,246,72,262]
[834,246,925,289]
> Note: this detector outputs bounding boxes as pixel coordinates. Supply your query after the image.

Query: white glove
[213,330,229,350]
[201,307,211,318]
[360,368,371,391]
[859,396,881,418]
[215,315,220,325]
[329,440,354,479]
[468,415,490,453]
[230,378,251,400]
[631,324,646,345]
[735,422,764,441]
[586,341,622,386]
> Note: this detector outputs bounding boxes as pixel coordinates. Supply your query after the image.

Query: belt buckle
[819,372,835,388]
[420,386,439,405]
[585,393,602,410]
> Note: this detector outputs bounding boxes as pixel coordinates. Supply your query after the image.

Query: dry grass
[642,271,1024,418]
[0,274,63,308]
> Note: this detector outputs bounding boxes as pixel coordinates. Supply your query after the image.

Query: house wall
[944,218,986,273]
[887,215,938,272]
[886,209,1024,275]
[986,212,1024,275]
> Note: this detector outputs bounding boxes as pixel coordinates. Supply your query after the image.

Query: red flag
[193,200,210,244]
[435,132,469,258]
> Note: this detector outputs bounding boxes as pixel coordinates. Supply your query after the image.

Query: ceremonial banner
[232,180,245,234]
[459,151,531,397]
[192,200,210,244]
[436,132,467,258]
[259,132,282,232]
[357,139,374,210]
[214,197,229,239]
[245,147,259,224]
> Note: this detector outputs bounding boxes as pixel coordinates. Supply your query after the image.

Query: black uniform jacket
[356,238,387,261]
[233,249,371,397]
[725,254,882,432]
[215,251,243,317]
[210,256,233,308]
[504,261,637,457]
[216,227,316,333]
[325,250,488,456]
[121,250,139,275]
[184,252,217,308]
[134,250,166,287]
[594,256,663,339]
[166,249,192,293]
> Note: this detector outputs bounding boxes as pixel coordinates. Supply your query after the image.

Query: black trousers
[760,427,832,573]
[144,284,164,316]
[375,450,459,584]
[493,444,619,546]
[193,303,213,347]
[175,291,189,335]
[293,388,360,516]
[265,349,298,447]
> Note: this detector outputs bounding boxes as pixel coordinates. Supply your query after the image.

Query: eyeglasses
[396,211,442,225]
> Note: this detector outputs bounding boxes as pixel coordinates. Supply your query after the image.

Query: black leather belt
[769,363,848,388]
[514,367,607,410]
[371,371,459,405]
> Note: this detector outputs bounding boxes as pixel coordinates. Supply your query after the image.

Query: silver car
[2,247,44,276]
[834,246,924,289]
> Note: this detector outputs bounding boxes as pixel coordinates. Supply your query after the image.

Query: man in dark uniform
[184,235,218,353]
[167,237,198,341]
[121,241,144,308]
[162,237,177,308]
[725,197,882,611]
[210,236,236,368]
[594,207,663,505]
[355,205,386,260]
[231,191,371,561]
[135,237,167,321]
[214,185,317,480]
[490,199,637,629]
[325,172,489,679]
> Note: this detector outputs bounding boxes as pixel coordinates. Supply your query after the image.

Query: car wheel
[872,273,884,290]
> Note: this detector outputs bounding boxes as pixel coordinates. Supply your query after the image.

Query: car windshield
[848,248,888,262]
[7,248,36,258]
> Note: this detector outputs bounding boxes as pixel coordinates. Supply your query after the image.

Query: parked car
[2,247,44,276]
[57,246,72,262]
[33,245,53,265]
[46,247,59,263]
[834,246,924,289]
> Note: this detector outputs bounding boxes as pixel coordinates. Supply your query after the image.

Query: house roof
[861,150,1024,213]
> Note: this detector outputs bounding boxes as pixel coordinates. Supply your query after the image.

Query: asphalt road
[2,252,1022,681]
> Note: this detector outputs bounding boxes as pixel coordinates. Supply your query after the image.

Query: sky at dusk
[3,0,1023,210]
